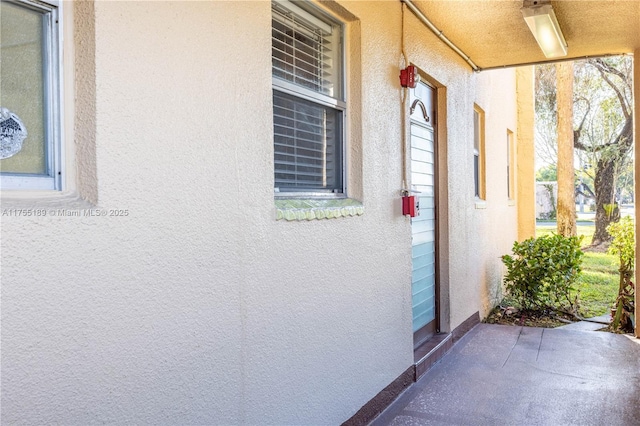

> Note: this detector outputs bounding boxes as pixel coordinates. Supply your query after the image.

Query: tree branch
[615,116,634,151]
[573,97,590,143]
[574,116,632,154]
[589,59,631,119]
[592,58,628,82]
[574,138,616,152]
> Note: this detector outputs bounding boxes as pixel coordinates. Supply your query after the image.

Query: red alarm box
[399,65,420,88]
[402,195,420,217]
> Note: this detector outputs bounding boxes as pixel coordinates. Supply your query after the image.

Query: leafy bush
[607,217,635,332]
[607,217,634,271]
[502,234,583,311]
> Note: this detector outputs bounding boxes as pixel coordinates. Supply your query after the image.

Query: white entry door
[410,81,438,343]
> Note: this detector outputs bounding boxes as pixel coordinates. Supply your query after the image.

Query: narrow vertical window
[507,129,515,201]
[473,105,485,200]
[272,0,345,195]
[0,0,62,190]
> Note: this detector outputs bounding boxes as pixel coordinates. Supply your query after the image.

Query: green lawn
[576,253,619,317]
[535,224,619,318]
[536,224,595,244]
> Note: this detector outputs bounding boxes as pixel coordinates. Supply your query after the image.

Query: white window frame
[507,129,516,201]
[1,0,63,191]
[271,0,346,197]
[473,105,486,200]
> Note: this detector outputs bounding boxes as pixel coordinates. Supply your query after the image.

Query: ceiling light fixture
[521,1,568,58]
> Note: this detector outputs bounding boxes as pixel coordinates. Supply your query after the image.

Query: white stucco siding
[245,2,415,421]
[3,2,255,424]
[475,69,519,318]
[1,1,519,424]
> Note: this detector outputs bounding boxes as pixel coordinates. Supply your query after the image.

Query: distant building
[536,181,558,219]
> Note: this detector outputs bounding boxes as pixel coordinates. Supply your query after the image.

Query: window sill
[275,198,364,221]
[0,190,93,209]
[474,199,487,210]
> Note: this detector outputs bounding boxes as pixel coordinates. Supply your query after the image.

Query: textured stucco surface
[516,66,536,241]
[472,69,519,320]
[1,1,520,424]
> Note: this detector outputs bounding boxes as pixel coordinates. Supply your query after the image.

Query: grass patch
[535,224,595,244]
[580,252,618,274]
[576,252,619,318]
[535,225,618,318]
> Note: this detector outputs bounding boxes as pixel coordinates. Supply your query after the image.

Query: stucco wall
[473,69,519,319]
[1,1,520,423]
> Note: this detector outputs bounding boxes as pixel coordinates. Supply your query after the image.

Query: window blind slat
[274,114,333,135]
[271,25,333,54]
[274,146,336,165]
[271,56,334,83]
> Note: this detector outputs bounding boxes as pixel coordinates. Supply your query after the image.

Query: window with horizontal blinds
[271,0,345,194]
[507,129,515,200]
[272,0,342,99]
[473,110,480,198]
[274,90,342,191]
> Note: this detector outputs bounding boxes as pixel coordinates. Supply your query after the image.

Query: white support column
[634,49,639,338]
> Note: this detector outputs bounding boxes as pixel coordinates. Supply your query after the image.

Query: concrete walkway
[373,324,640,425]
[555,314,611,332]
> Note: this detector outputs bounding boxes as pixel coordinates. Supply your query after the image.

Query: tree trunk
[592,158,620,244]
[556,62,576,237]
[589,117,632,244]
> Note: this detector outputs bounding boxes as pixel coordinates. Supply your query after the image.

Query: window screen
[0,0,61,190]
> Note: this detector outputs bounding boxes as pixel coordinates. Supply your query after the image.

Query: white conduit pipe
[401,0,481,72]
[480,53,631,71]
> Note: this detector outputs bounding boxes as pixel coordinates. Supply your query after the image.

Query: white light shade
[522,4,567,58]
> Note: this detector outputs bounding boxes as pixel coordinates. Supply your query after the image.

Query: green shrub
[502,234,583,311]
[607,217,634,272]
[607,217,635,332]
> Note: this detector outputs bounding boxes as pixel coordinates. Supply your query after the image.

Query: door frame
[409,79,441,349]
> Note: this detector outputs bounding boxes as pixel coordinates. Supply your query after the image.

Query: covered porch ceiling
[408,0,640,70]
